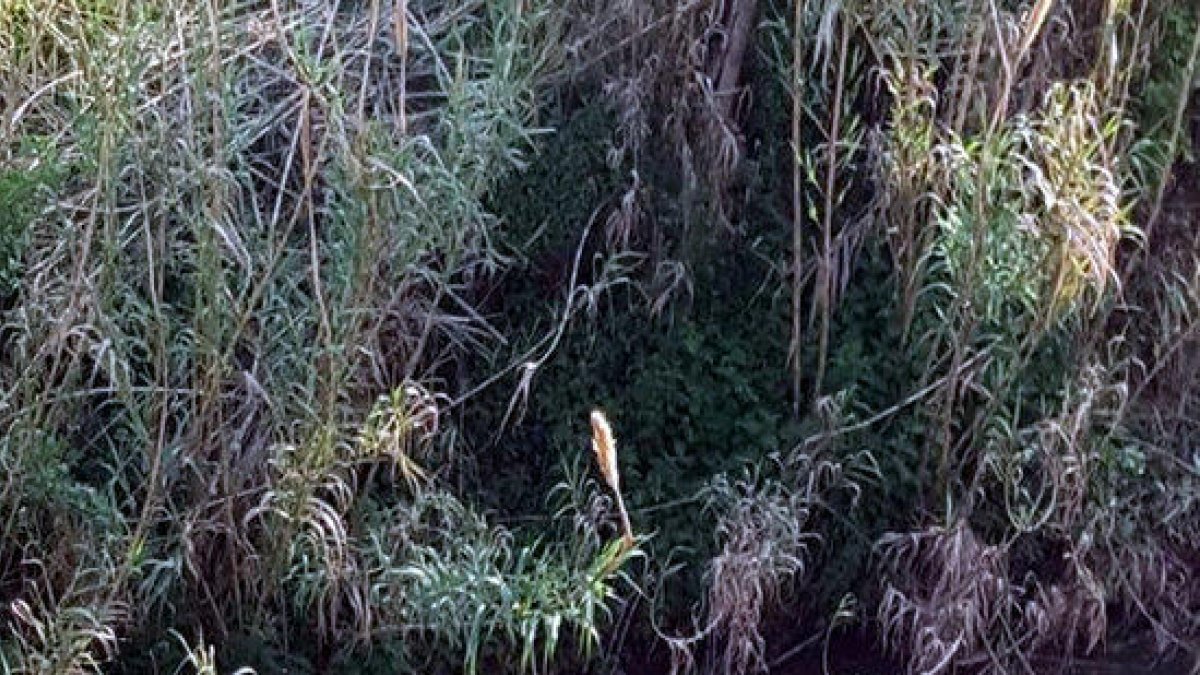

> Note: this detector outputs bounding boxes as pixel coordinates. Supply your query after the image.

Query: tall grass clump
[0,0,635,670]
[850,0,1200,671]
[741,0,1200,672]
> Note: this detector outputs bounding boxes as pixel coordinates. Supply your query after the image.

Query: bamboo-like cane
[590,410,634,552]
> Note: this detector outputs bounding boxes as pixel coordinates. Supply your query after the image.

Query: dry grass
[657,417,869,675]
[591,409,634,552]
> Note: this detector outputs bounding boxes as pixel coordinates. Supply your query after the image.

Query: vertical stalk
[394,0,408,135]
[790,0,806,415]
[813,12,849,400]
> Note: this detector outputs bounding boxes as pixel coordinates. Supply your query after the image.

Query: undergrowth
[1,0,1198,673]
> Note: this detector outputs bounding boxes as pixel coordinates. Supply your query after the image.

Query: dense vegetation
[1,0,1197,672]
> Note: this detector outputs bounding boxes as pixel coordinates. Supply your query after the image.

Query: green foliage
[408,511,615,672]
[0,142,62,299]
[465,85,808,625]
[464,239,799,626]
[1131,5,1200,188]
[274,486,624,675]
[2,431,116,528]
[489,102,626,259]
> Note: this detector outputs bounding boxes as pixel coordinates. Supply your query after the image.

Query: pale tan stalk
[591,409,634,551]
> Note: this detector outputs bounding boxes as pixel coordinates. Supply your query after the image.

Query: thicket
[0,0,1197,673]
